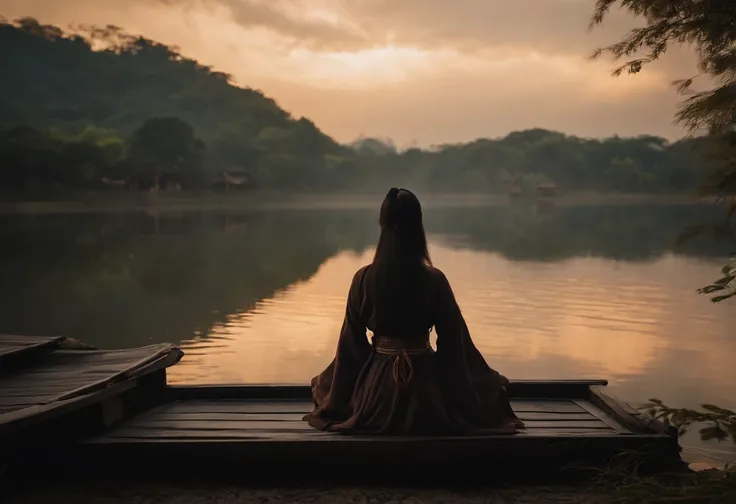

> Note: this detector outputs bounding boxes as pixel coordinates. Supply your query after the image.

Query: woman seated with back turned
[303,188,524,435]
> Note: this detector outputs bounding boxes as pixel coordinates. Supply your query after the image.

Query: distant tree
[590,0,736,302]
[128,117,206,193]
[350,136,398,156]
[0,126,56,195]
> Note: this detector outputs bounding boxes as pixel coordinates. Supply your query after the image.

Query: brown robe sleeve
[433,269,514,428]
[304,266,371,428]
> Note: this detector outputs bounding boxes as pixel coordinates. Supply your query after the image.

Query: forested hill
[0,17,345,188]
[0,17,717,198]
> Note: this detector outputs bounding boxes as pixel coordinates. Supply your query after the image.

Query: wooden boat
[0,334,182,463]
[66,380,684,478]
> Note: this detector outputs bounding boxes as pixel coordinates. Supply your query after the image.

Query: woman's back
[303,188,523,435]
[360,264,446,338]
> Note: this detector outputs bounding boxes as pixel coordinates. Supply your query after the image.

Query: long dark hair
[364,188,432,333]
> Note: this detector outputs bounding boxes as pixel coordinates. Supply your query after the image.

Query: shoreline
[0,479,621,504]
[5,468,733,504]
[0,192,717,215]
[5,462,732,504]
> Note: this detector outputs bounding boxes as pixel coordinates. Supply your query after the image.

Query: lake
[1,197,735,465]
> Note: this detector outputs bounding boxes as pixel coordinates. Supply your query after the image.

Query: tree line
[0,118,209,198]
[0,16,721,198]
[0,120,716,198]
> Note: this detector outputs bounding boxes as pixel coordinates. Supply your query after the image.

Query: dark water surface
[1,200,735,465]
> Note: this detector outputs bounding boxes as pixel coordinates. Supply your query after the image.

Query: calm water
[1,199,735,464]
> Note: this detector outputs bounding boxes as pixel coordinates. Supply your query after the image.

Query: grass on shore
[571,450,736,504]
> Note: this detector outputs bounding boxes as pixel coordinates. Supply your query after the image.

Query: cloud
[197,0,370,51]
[188,0,700,88]
[13,0,646,59]
[258,58,682,147]
[0,0,699,145]
[174,0,661,60]
[352,0,623,51]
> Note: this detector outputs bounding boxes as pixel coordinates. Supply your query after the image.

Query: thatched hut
[535,182,557,197]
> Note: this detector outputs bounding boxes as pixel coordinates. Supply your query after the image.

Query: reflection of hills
[0,203,730,349]
[424,203,732,262]
[0,210,377,348]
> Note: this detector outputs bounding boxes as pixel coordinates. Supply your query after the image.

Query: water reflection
[0,202,735,463]
[0,209,376,349]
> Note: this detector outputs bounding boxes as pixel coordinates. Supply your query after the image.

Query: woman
[303,188,523,435]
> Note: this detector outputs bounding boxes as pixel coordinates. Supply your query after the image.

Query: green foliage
[0,124,117,198]
[0,117,213,198]
[645,398,736,445]
[591,0,735,134]
[590,0,736,301]
[348,131,713,194]
[128,117,206,190]
[697,258,736,302]
[590,0,734,155]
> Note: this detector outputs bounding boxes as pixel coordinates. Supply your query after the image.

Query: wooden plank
[99,427,621,441]
[0,335,64,350]
[574,400,631,433]
[68,431,688,479]
[54,345,183,401]
[122,418,612,432]
[0,401,29,409]
[166,380,609,401]
[0,379,139,435]
[0,334,63,343]
[588,386,673,436]
[0,335,65,372]
[521,429,621,437]
[70,428,684,478]
[0,386,88,396]
[163,400,586,415]
[146,412,312,422]
[84,432,665,446]
[143,411,598,423]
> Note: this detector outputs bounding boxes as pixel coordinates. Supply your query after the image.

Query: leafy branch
[590,0,736,302]
[644,398,736,442]
[697,258,736,302]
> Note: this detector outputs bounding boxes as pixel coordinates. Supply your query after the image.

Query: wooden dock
[66,381,684,478]
[0,336,684,480]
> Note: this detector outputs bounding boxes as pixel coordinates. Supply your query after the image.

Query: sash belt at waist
[372,335,431,387]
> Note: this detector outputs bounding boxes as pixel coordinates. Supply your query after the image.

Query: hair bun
[387,187,400,199]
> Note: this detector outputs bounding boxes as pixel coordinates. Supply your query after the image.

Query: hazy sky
[2,0,700,147]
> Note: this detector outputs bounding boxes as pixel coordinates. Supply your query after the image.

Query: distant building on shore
[536,182,557,198]
[509,184,523,198]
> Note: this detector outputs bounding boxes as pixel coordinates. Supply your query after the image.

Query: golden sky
[2,0,700,147]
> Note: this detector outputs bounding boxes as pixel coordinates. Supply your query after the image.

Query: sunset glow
[0,0,696,144]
